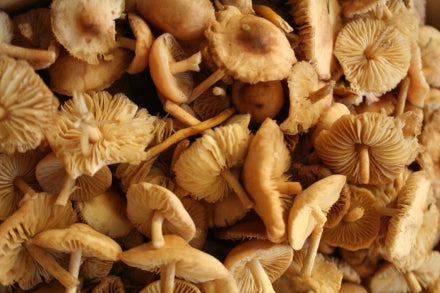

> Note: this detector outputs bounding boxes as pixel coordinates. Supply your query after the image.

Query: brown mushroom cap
[12,8,54,50]
[324,184,352,229]
[205,5,296,83]
[0,55,59,154]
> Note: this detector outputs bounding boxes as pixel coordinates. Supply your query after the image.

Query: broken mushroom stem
[169,51,202,74]
[357,144,370,184]
[274,181,302,195]
[308,80,336,104]
[248,258,276,293]
[375,206,398,217]
[342,206,365,223]
[0,42,56,66]
[189,68,226,103]
[220,168,254,210]
[66,248,83,293]
[160,263,176,293]
[151,211,166,249]
[252,4,293,33]
[394,77,410,116]
[13,176,35,194]
[55,175,77,206]
[404,271,422,293]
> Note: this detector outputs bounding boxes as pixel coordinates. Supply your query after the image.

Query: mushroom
[204,192,249,229]
[173,114,254,209]
[333,17,411,102]
[140,279,201,293]
[88,275,125,293]
[242,118,302,243]
[50,0,125,64]
[0,55,59,154]
[339,0,388,18]
[31,223,123,293]
[126,182,196,249]
[314,112,419,185]
[406,40,430,108]
[0,192,78,290]
[252,4,293,33]
[214,211,268,241]
[324,183,352,229]
[119,234,231,293]
[418,25,440,88]
[223,239,293,293]
[191,85,232,121]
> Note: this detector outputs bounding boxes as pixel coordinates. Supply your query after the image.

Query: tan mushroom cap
[334,17,411,99]
[126,182,196,248]
[369,262,409,293]
[418,25,440,88]
[119,234,230,283]
[0,55,59,154]
[50,0,124,64]
[243,118,302,243]
[406,40,430,108]
[214,211,268,241]
[224,239,293,293]
[205,5,296,83]
[79,257,114,283]
[180,197,209,250]
[205,192,249,228]
[324,183,352,229]
[140,279,202,293]
[339,0,387,18]
[89,275,125,293]
[322,185,381,251]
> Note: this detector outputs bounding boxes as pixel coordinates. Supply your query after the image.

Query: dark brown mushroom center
[76,9,103,37]
[236,19,273,54]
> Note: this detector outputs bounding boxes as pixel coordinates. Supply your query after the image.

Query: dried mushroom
[418,25,440,87]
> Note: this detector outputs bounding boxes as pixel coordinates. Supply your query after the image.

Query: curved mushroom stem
[220,169,254,210]
[357,144,370,184]
[66,248,83,293]
[376,206,397,217]
[169,51,202,74]
[189,68,226,103]
[13,176,35,194]
[116,36,136,51]
[248,258,275,293]
[143,107,235,161]
[0,42,56,65]
[163,99,202,126]
[404,272,422,293]
[342,206,364,223]
[160,263,176,293]
[55,175,77,206]
[252,4,293,33]
[301,207,326,277]
[151,211,165,249]
[25,242,79,289]
[275,181,302,195]
[395,77,410,116]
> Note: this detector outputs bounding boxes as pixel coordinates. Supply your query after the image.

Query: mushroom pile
[0,0,440,292]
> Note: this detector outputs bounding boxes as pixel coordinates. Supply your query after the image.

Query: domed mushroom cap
[50,0,125,64]
[205,5,296,83]
[334,17,411,98]
[0,55,59,154]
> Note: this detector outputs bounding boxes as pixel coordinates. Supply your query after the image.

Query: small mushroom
[88,275,125,293]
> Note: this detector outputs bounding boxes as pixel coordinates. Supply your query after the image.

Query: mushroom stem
[0,42,56,64]
[116,36,137,51]
[163,99,201,126]
[220,169,254,210]
[274,181,302,195]
[169,51,202,74]
[308,80,335,104]
[160,263,176,293]
[66,248,83,293]
[376,206,397,217]
[143,107,235,161]
[80,123,102,155]
[13,176,35,194]
[55,175,77,206]
[248,258,275,293]
[343,206,365,222]
[189,68,226,103]
[252,4,293,33]
[404,272,422,293]
[151,211,165,249]
[357,144,370,184]
[395,77,410,116]
[25,242,79,289]
[301,208,326,277]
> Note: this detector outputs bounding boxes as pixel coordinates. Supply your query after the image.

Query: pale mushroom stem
[189,68,226,103]
[342,206,365,223]
[66,248,83,293]
[55,175,77,206]
[274,181,302,195]
[163,99,202,126]
[116,36,137,51]
[357,144,370,184]
[395,77,410,116]
[376,206,398,217]
[0,42,56,64]
[248,259,276,293]
[301,208,326,277]
[169,51,202,75]
[143,107,235,161]
[160,263,176,293]
[80,123,102,156]
[151,211,165,249]
[220,169,254,210]
[25,242,79,289]
[404,272,422,293]
[13,176,35,194]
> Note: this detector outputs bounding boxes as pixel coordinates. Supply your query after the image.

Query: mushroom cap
[79,257,113,282]
[407,38,430,108]
[119,234,230,283]
[89,275,125,293]
[12,8,54,50]
[173,115,252,202]
[0,55,59,154]
[369,262,408,293]
[126,182,196,243]
[224,239,293,293]
[0,11,13,43]
[418,25,440,88]
[322,184,381,251]
[36,152,113,202]
[205,5,296,83]
[32,223,122,261]
[180,197,209,250]
[48,91,156,178]
[140,279,202,293]
[334,17,411,97]
[339,0,387,18]
[324,183,352,229]
[287,174,346,250]
[242,118,293,243]
[148,33,194,103]
[205,192,249,228]
[314,112,417,185]
[50,0,125,64]
[0,192,77,289]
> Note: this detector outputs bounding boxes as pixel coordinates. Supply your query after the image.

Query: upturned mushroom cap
[50,0,125,64]
[126,182,196,246]
[205,5,296,83]
[224,239,293,293]
[324,184,352,229]
[119,234,230,283]
[0,55,59,154]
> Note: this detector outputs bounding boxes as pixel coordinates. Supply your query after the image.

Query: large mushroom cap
[205,5,296,83]
[0,55,59,154]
